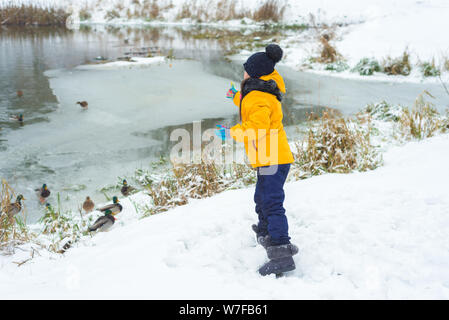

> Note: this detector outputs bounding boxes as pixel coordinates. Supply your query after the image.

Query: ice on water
[1,59,235,222]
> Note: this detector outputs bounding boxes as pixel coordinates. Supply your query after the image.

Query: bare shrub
[105,9,121,20]
[399,91,444,139]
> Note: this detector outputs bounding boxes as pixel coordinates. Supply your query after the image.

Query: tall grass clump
[382,51,411,76]
[399,91,447,140]
[292,112,382,179]
[0,180,30,252]
[105,9,120,20]
[312,34,340,64]
[0,4,69,26]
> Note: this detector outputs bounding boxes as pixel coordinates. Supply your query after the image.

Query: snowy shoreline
[2,131,449,299]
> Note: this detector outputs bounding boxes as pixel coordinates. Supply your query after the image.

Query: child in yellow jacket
[218,44,298,276]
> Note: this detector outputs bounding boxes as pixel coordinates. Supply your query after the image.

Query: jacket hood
[260,69,286,94]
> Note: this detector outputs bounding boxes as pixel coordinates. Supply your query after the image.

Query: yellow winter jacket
[230,70,294,168]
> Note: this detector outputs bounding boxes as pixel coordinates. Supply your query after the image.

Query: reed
[0,4,69,26]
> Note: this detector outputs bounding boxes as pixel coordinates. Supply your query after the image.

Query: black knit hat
[243,44,283,78]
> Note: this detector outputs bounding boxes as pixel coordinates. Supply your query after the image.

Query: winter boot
[258,243,299,276]
[252,224,271,248]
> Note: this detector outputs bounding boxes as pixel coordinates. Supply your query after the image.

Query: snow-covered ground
[2,133,449,299]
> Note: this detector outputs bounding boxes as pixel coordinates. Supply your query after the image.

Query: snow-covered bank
[77,56,166,70]
[276,0,449,84]
[5,0,449,84]
[3,0,444,26]
[2,133,449,299]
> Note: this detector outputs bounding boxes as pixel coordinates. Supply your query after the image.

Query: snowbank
[2,133,449,299]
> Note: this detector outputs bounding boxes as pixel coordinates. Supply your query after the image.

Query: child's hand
[215,125,230,141]
[226,82,238,100]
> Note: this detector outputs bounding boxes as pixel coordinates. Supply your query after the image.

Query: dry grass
[399,91,446,139]
[0,4,69,26]
[252,0,285,22]
[318,34,338,63]
[105,9,120,20]
[292,111,381,179]
[382,50,411,76]
[176,0,284,22]
[145,158,255,214]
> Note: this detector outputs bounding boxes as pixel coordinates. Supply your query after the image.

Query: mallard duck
[82,196,95,213]
[10,114,23,122]
[35,184,50,204]
[88,209,115,232]
[76,101,88,109]
[121,179,135,197]
[97,196,122,215]
[2,195,25,218]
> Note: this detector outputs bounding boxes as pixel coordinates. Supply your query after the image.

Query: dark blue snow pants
[254,164,291,245]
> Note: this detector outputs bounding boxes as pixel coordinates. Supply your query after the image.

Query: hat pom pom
[265,44,283,64]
